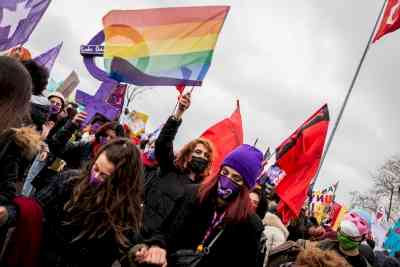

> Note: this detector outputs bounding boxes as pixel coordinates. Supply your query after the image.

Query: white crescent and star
[0,0,32,39]
[387,0,400,25]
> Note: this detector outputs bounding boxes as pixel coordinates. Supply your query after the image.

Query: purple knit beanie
[222,144,263,189]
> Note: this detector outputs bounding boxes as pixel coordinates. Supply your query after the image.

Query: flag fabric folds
[373,0,400,42]
[103,6,230,86]
[201,101,243,178]
[0,0,51,51]
[33,42,63,73]
[275,104,330,224]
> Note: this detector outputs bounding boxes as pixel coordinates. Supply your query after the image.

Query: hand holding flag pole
[172,86,195,118]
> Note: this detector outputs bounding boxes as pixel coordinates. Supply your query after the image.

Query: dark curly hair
[22,60,49,95]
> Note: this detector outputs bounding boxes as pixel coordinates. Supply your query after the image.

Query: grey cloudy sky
[26,0,400,205]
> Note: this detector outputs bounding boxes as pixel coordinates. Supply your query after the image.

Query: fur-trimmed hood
[2,127,42,160]
[262,212,289,239]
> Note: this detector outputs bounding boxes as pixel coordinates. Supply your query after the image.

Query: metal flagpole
[313,0,388,182]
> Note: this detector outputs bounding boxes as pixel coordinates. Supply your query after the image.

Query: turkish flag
[275,104,330,224]
[373,0,400,42]
[201,101,243,178]
[176,84,186,95]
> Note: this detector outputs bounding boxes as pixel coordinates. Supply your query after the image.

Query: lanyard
[197,211,225,252]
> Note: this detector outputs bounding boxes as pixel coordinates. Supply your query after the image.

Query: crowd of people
[0,54,399,267]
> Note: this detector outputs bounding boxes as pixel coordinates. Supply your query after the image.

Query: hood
[263,212,289,239]
[12,127,42,160]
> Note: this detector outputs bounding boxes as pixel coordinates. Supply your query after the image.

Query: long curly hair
[64,138,144,247]
[174,138,214,179]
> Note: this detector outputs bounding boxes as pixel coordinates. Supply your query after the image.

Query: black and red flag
[275,104,330,224]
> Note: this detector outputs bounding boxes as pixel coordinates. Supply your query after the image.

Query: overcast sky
[25,0,400,205]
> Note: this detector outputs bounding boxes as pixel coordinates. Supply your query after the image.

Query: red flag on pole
[373,0,400,42]
[275,104,330,224]
[201,100,243,177]
[176,84,186,95]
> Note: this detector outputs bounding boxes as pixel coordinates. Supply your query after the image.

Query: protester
[317,210,372,267]
[59,121,126,170]
[143,92,214,237]
[34,139,167,267]
[263,212,289,251]
[158,144,264,267]
[0,56,42,229]
[293,246,352,267]
[251,186,269,219]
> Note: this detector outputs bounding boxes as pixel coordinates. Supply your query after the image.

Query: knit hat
[222,144,263,189]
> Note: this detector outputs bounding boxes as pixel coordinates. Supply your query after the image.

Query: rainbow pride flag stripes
[103,6,230,86]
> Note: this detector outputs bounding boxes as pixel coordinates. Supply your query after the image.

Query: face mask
[217,175,241,202]
[88,168,105,187]
[49,104,61,114]
[99,136,108,145]
[188,156,209,174]
[337,232,360,251]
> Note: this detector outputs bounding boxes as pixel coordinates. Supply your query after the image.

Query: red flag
[373,0,400,42]
[201,100,243,177]
[275,104,330,224]
[176,84,185,95]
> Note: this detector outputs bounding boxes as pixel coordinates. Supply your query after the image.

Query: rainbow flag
[103,6,230,86]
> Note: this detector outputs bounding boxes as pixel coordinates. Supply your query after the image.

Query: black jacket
[166,185,265,267]
[35,170,145,267]
[143,116,197,237]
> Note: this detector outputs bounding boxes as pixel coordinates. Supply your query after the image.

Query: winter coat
[164,185,264,267]
[34,170,151,267]
[263,213,289,252]
[262,212,289,267]
[143,116,198,237]
[0,127,41,227]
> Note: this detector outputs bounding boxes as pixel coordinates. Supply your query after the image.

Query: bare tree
[350,156,400,223]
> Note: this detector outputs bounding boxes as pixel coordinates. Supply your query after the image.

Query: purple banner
[0,0,51,51]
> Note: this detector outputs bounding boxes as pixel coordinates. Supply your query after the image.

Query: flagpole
[313,0,388,184]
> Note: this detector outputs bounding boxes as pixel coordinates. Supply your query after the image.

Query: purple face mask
[217,175,241,202]
[99,136,108,145]
[88,168,105,187]
[49,104,61,114]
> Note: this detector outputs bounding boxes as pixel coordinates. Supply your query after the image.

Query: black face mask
[188,156,209,174]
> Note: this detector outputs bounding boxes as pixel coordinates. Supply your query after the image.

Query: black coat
[34,170,145,267]
[0,128,40,226]
[165,185,265,267]
[143,116,197,237]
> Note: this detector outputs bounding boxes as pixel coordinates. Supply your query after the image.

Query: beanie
[222,144,263,189]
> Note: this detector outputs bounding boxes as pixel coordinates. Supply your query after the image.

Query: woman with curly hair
[143,92,214,239]
[294,246,351,267]
[35,139,166,267]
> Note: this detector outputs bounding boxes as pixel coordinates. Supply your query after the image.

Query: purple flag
[33,42,62,73]
[0,0,51,52]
